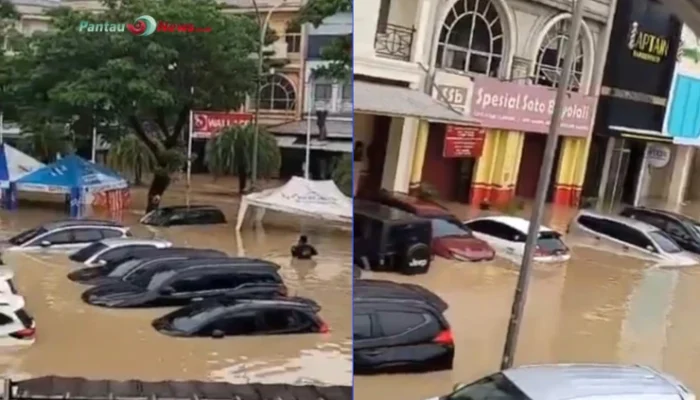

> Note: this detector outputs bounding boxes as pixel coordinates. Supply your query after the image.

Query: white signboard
[647,144,671,168]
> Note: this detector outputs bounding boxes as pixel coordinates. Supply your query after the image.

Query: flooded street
[0,179,351,386]
[355,204,700,400]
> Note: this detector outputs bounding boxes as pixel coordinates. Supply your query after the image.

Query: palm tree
[330,153,352,196]
[204,124,281,194]
[106,133,156,185]
[17,122,72,163]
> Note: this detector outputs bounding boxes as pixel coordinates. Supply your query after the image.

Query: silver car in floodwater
[568,210,699,266]
[1,220,131,253]
[427,364,695,400]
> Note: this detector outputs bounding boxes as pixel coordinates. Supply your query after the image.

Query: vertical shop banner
[443,125,486,158]
[664,25,700,145]
[192,111,253,138]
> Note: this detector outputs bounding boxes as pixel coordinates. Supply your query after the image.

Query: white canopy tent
[235,176,352,231]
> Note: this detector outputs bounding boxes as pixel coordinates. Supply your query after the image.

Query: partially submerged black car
[152,296,329,338]
[67,247,227,284]
[81,262,285,308]
[354,279,453,374]
[354,200,433,275]
[141,205,227,227]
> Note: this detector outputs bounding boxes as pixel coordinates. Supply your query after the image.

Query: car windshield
[448,373,530,400]
[145,270,178,290]
[143,209,174,224]
[431,219,471,238]
[9,227,47,246]
[108,259,143,277]
[169,302,225,332]
[70,242,108,262]
[649,230,682,253]
[537,232,568,253]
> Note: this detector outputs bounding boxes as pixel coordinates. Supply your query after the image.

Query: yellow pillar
[470,130,524,205]
[470,129,500,204]
[408,120,429,191]
[553,137,585,206]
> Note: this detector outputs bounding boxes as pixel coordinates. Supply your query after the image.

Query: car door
[197,310,260,337]
[70,228,106,250]
[370,308,435,370]
[24,229,75,251]
[352,306,382,371]
[160,271,217,305]
[255,308,311,335]
[465,220,520,256]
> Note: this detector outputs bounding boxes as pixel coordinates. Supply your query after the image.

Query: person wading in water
[291,235,317,260]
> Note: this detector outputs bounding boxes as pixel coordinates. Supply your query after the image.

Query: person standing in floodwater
[291,235,318,260]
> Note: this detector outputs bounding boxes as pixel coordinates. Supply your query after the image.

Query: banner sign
[192,111,253,138]
[443,125,486,158]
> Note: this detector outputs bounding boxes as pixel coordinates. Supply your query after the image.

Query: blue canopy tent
[14,155,128,216]
[0,143,44,188]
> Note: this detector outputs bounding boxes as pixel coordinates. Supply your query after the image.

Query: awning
[269,119,352,138]
[354,81,479,126]
[608,125,673,143]
[275,136,352,153]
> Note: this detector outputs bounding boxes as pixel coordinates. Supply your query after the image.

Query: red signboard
[192,111,253,138]
[443,125,486,158]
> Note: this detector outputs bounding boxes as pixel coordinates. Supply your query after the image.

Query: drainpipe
[591,0,620,206]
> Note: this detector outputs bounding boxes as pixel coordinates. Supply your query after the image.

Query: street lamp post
[500,0,587,370]
[251,0,288,191]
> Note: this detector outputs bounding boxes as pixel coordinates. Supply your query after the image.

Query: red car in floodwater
[375,191,495,262]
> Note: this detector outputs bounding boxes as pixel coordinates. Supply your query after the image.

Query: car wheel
[401,243,431,275]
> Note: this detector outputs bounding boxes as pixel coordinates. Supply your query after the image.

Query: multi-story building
[354,0,612,208]
[270,11,352,179]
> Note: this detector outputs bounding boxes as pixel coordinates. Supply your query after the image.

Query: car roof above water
[165,257,282,272]
[471,215,555,234]
[577,210,660,233]
[354,200,428,223]
[98,238,170,247]
[354,279,448,312]
[44,219,123,230]
[504,364,692,400]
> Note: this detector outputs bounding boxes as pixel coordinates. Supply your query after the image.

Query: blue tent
[0,143,44,188]
[16,155,127,194]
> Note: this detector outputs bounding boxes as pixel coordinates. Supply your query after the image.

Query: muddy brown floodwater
[355,204,700,400]
[0,183,351,386]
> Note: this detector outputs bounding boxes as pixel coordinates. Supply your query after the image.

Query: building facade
[354,0,611,207]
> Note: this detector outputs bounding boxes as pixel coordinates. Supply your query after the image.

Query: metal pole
[251,0,286,190]
[305,80,313,179]
[500,0,586,370]
[91,124,97,162]
[0,112,4,144]
[187,86,194,190]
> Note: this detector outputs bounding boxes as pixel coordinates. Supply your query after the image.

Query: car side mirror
[646,245,655,252]
[160,286,175,295]
[96,259,107,266]
[453,383,467,392]
[40,240,51,248]
[211,329,225,339]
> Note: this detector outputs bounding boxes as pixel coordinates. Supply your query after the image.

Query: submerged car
[0,294,35,346]
[152,296,328,338]
[67,247,227,284]
[569,210,698,266]
[620,206,700,255]
[81,262,285,308]
[2,220,130,252]
[354,279,453,374]
[0,269,18,295]
[69,238,173,267]
[426,364,694,400]
[141,205,227,227]
[463,216,570,263]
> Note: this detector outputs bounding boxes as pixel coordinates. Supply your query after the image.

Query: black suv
[141,205,227,226]
[620,206,700,253]
[354,201,432,275]
[353,279,454,374]
[152,296,329,338]
[81,262,285,308]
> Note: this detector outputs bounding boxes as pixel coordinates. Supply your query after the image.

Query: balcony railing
[374,23,415,62]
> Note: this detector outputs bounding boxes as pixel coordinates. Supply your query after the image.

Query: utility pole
[500,0,587,370]
[251,0,287,191]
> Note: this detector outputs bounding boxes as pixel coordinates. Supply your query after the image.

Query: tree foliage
[106,133,157,185]
[10,0,267,210]
[17,123,73,164]
[297,0,351,80]
[204,124,280,194]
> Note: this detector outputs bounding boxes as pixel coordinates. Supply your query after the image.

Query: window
[377,311,426,337]
[99,245,154,263]
[198,210,226,224]
[664,221,690,240]
[101,229,124,239]
[466,220,523,242]
[616,225,654,250]
[437,0,505,76]
[168,273,235,293]
[431,219,470,238]
[200,312,259,336]
[448,373,529,400]
[376,0,391,33]
[649,231,682,253]
[0,313,13,326]
[9,227,47,246]
[341,83,351,100]
[259,74,296,111]
[73,229,104,243]
[314,81,333,102]
[353,313,373,340]
[534,17,586,92]
[70,242,108,262]
[14,309,32,328]
[38,230,74,245]
[537,232,568,253]
[285,25,301,53]
[259,309,299,332]
[307,35,340,59]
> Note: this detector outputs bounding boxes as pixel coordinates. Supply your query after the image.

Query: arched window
[259,75,296,110]
[534,18,586,92]
[436,0,505,76]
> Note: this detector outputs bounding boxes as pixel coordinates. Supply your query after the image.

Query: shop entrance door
[454,158,475,203]
[602,144,631,212]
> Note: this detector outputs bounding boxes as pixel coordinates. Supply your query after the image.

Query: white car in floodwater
[426,364,695,400]
[0,293,35,346]
[68,238,172,267]
[462,216,571,263]
[1,220,131,253]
